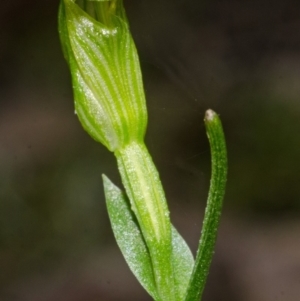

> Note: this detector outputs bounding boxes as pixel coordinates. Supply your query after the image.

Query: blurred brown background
[1,0,300,300]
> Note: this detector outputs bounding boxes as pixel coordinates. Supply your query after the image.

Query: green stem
[184,109,228,301]
[115,141,176,301]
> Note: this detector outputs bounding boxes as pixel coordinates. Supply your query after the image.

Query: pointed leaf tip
[103,175,159,300]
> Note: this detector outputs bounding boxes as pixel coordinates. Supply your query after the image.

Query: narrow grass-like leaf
[184,109,228,301]
[103,175,159,301]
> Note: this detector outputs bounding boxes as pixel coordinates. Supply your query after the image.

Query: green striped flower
[59,0,147,152]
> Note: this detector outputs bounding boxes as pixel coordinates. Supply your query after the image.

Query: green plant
[58,1,228,301]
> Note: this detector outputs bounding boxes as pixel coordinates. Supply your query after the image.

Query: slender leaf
[184,109,228,301]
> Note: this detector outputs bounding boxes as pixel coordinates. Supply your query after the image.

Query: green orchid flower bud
[58,0,147,152]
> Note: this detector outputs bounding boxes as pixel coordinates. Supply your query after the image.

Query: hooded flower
[59,0,147,152]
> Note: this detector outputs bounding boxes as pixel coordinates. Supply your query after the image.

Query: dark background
[1,0,300,300]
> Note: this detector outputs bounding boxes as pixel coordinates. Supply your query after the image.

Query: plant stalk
[115,141,177,301]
